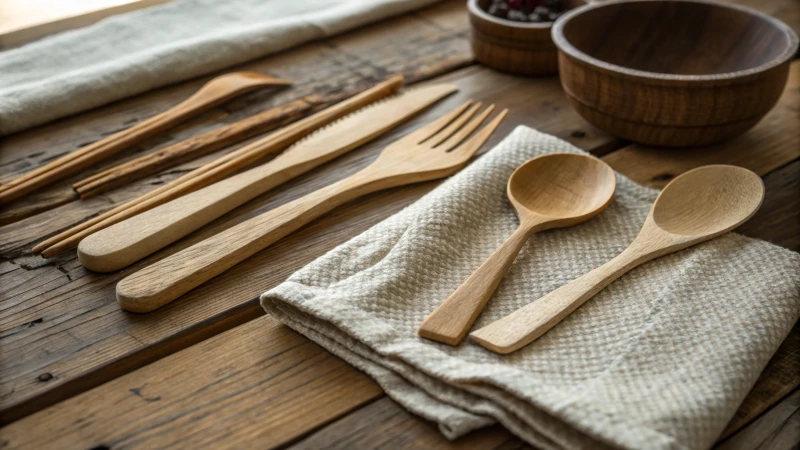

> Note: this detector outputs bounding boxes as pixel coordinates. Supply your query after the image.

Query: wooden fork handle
[78,159,298,273]
[116,167,389,313]
[469,244,653,354]
[418,222,538,345]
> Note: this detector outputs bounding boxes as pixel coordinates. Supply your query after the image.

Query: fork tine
[449,109,508,159]
[438,104,495,152]
[403,100,473,144]
[425,102,483,147]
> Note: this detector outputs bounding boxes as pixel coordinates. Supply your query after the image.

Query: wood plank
[0,62,619,423]
[1,0,797,444]
[0,0,473,227]
[736,160,800,252]
[3,70,799,449]
[602,60,799,189]
[290,398,526,450]
[717,388,800,450]
[2,152,797,448]
[0,316,384,449]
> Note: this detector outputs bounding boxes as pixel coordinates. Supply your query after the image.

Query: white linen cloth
[261,126,800,450]
[0,0,441,135]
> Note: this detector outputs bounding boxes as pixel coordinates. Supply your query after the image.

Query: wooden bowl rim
[468,0,554,30]
[551,0,799,82]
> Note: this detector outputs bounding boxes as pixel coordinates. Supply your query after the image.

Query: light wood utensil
[0,72,290,205]
[32,76,404,257]
[116,101,508,312]
[77,83,459,272]
[471,165,765,354]
[418,153,616,345]
[71,96,317,198]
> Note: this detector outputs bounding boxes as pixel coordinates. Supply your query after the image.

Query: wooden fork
[116,100,508,312]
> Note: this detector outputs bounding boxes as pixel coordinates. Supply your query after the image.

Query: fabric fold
[0,0,441,135]
[261,126,800,450]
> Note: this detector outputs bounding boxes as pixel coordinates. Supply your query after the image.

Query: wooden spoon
[471,165,765,354]
[0,72,290,204]
[418,153,616,345]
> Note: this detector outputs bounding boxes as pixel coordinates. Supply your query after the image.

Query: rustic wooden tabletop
[1,0,798,448]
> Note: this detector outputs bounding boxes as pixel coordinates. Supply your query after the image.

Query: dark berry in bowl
[482,0,566,23]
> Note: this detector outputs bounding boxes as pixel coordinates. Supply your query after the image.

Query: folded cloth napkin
[0,0,440,136]
[261,126,800,450]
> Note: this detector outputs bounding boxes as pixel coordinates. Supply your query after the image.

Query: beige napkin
[0,0,440,135]
[261,126,800,450]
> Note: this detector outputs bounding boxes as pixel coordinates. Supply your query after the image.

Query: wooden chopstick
[34,75,405,257]
[0,72,290,205]
[73,97,322,198]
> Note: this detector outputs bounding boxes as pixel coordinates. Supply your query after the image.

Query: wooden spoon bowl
[419,153,615,345]
[471,164,765,354]
[552,0,799,147]
[651,165,764,236]
[508,152,616,226]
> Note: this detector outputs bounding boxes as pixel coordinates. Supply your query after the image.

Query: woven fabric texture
[261,126,800,450]
[0,0,440,135]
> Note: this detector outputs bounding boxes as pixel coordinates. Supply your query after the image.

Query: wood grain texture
[1,160,796,448]
[0,73,291,205]
[419,153,615,345]
[0,0,474,226]
[0,40,617,423]
[467,0,586,76]
[717,388,800,450]
[36,75,406,258]
[290,397,526,450]
[76,83,458,273]
[472,165,766,354]
[736,160,800,252]
[0,1,797,447]
[602,61,800,189]
[0,316,384,450]
[72,97,316,198]
[115,103,506,312]
[553,1,798,146]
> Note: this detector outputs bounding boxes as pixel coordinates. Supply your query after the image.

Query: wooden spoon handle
[470,244,651,354]
[418,223,537,345]
[115,167,384,313]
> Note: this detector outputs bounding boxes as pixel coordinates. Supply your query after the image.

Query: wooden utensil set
[12,71,764,356]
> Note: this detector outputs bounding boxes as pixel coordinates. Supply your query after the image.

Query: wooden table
[1,1,798,448]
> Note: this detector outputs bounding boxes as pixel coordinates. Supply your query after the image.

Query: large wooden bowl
[552,0,798,147]
[468,0,586,76]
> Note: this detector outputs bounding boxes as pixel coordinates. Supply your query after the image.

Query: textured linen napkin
[261,127,800,450]
[0,0,440,135]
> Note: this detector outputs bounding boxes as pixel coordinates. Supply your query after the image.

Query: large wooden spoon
[471,165,765,354]
[418,153,616,345]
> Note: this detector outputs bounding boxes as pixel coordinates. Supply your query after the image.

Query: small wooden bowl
[468,0,586,76]
[552,0,799,147]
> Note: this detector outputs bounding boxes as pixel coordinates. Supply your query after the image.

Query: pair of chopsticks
[70,96,327,199]
[33,75,405,257]
[0,72,291,205]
